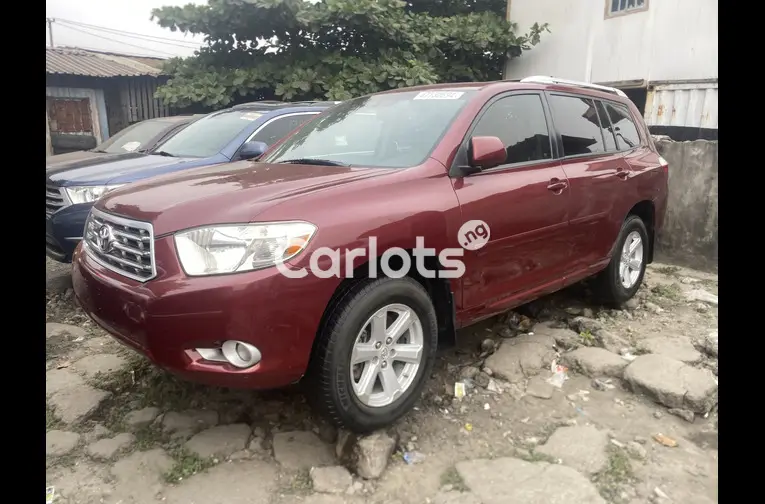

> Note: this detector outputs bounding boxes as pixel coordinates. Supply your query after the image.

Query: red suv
[72,77,668,433]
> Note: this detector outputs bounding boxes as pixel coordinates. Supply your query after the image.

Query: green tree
[152,0,547,109]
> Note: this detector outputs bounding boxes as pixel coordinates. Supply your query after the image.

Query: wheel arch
[308,250,457,369]
[627,200,656,263]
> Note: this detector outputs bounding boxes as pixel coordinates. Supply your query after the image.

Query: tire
[307,276,438,433]
[594,215,649,305]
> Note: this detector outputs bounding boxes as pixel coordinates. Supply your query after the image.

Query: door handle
[547,179,568,192]
[616,169,630,179]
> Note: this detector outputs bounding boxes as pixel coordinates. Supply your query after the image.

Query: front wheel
[307,277,438,433]
[594,215,649,305]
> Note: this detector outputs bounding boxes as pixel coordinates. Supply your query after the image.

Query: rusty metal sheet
[644,82,718,129]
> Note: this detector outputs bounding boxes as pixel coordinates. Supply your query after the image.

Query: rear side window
[602,102,641,150]
[594,101,618,152]
[471,94,552,165]
[250,114,315,145]
[548,95,605,156]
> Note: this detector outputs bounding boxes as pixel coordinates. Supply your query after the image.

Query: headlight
[174,222,317,276]
[65,185,124,204]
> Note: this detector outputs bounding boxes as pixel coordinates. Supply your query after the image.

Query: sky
[45,0,207,59]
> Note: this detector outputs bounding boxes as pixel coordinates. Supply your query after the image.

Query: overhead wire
[55,23,181,57]
[55,17,201,48]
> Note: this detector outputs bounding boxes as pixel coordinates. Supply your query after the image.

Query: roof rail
[520,75,628,98]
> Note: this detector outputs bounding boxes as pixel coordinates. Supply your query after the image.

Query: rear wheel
[307,277,438,433]
[594,215,649,305]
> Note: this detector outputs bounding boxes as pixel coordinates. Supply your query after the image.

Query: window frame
[449,90,559,177]
[599,99,644,152]
[544,91,644,161]
[236,111,319,160]
[594,100,619,153]
[244,111,319,144]
[605,0,649,19]
[149,121,193,151]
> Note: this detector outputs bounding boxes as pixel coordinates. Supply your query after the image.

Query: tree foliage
[152,0,548,109]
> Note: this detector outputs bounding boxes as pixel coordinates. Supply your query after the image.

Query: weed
[656,266,680,276]
[163,446,216,483]
[519,450,558,464]
[593,447,637,503]
[650,283,682,301]
[132,425,168,451]
[277,468,313,495]
[579,330,596,346]
[440,465,468,491]
[46,404,63,431]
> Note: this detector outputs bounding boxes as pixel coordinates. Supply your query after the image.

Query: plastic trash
[653,433,678,448]
[546,360,569,388]
[454,382,467,399]
[46,487,55,504]
[592,378,616,391]
[403,451,426,464]
[464,423,473,432]
[486,379,503,394]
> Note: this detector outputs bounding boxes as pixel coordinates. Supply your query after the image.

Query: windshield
[152,110,264,158]
[95,119,177,154]
[261,90,477,168]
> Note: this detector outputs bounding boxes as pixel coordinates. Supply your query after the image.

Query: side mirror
[467,136,506,171]
[239,140,269,160]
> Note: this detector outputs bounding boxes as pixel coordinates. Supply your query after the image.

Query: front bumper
[46,203,93,262]
[71,237,340,389]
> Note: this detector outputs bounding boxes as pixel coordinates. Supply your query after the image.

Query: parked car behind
[46,115,202,167]
[72,78,668,433]
[47,101,337,262]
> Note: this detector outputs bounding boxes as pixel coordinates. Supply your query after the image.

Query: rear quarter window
[602,102,642,150]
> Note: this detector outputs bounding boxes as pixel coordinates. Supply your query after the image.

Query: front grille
[84,207,156,282]
[46,185,69,217]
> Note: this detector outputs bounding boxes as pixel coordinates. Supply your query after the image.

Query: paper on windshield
[121,141,141,152]
[413,91,465,100]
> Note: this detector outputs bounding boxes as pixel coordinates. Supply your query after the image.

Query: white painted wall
[505,0,718,84]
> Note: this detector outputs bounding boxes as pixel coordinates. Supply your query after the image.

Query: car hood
[46,150,108,167]
[46,153,200,186]
[98,161,394,236]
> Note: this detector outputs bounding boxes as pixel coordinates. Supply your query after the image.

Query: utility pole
[46,18,55,47]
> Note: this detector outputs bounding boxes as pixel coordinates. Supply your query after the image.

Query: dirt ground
[45,258,718,504]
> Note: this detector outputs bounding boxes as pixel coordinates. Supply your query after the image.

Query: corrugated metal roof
[644,81,718,130]
[46,47,165,78]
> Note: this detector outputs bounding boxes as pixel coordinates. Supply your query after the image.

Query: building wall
[654,138,717,271]
[46,86,109,143]
[504,0,718,84]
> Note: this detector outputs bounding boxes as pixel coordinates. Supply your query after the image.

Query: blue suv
[46,101,337,262]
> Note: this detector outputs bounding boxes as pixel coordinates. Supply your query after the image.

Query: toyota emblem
[96,224,114,253]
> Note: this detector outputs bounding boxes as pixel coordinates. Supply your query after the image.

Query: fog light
[221,340,261,369]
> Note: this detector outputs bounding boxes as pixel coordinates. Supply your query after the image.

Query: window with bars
[607,0,648,17]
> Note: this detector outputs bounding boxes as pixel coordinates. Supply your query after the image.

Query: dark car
[46,115,201,167]
[46,101,337,262]
[72,78,668,432]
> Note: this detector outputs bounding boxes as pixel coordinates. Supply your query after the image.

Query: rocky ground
[46,258,718,504]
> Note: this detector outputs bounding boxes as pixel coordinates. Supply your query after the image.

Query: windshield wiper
[275,158,349,167]
[153,150,176,157]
